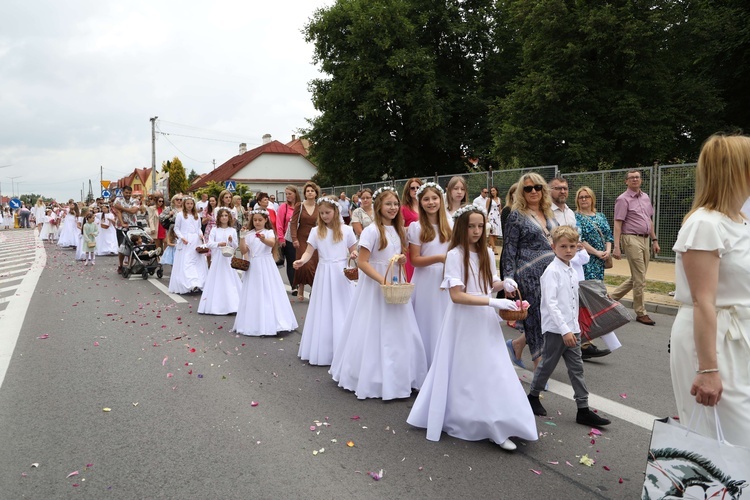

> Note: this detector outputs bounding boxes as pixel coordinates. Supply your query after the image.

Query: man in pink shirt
[611,170,660,325]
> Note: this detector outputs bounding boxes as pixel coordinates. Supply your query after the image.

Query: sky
[0,0,333,202]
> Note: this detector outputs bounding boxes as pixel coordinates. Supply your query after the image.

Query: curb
[617,297,678,317]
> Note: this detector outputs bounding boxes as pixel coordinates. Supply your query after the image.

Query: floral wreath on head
[452,204,486,221]
[249,208,269,217]
[316,197,339,208]
[415,182,444,199]
[373,186,397,201]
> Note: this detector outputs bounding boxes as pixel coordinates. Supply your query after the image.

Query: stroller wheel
[156,268,163,279]
[122,268,131,279]
[142,269,149,280]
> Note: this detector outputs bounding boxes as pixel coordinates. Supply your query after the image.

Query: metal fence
[313,162,696,262]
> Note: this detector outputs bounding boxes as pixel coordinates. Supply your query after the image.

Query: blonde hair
[373,191,407,251]
[417,185,452,243]
[284,185,300,205]
[505,183,518,208]
[316,197,344,242]
[684,134,750,223]
[218,189,233,208]
[551,225,579,244]
[182,198,199,219]
[574,187,597,213]
[512,173,553,219]
[445,176,468,213]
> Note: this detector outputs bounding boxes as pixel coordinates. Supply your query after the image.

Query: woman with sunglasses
[153,196,167,250]
[501,173,556,372]
[401,178,423,281]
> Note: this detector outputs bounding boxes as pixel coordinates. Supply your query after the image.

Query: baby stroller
[121,226,163,279]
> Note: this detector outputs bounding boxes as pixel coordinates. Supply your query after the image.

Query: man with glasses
[550,177,611,359]
[611,170,660,325]
[473,188,489,208]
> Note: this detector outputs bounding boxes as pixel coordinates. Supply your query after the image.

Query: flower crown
[249,208,269,217]
[316,197,339,208]
[373,186,397,201]
[416,182,444,199]
[452,204,486,221]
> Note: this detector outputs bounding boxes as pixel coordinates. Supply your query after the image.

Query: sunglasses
[523,185,544,193]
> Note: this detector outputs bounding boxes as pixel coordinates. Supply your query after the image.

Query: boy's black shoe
[576,408,611,427]
[527,394,547,416]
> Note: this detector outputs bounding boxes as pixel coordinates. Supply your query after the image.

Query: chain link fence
[655,163,696,261]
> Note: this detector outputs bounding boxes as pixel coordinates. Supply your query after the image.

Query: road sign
[101,180,111,189]
[225,180,236,192]
[9,198,21,209]
[114,188,123,198]
[102,190,111,198]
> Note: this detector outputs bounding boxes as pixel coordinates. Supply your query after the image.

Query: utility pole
[150,116,158,194]
[100,165,103,196]
[213,159,216,170]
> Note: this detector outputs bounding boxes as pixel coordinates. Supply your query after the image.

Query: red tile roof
[285,137,310,157]
[191,140,307,190]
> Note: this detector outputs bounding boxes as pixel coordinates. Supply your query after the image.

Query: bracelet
[652,238,658,241]
[696,368,719,374]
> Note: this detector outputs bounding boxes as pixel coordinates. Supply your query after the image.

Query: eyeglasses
[157,199,164,202]
[174,198,182,202]
[523,185,544,193]
[382,202,400,208]
[410,186,419,191]
[481,191,488,194]
[578,195,591,200]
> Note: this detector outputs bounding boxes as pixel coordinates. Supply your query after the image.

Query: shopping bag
[642,410,749,500]
[577,280,633,341]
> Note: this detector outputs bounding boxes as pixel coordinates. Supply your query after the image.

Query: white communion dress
[329,224,427,400]
[198,226,242,315]
[298,225,357,365]
[168,213,208,294]
[96,213,119,255]
[407,247,539,444]
[57,209,79,247]
[232,229,298,336]
[407,221,452,367]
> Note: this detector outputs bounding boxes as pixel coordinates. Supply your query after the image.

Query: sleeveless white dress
[96,213,119,255]
[407,247,539,444]
[298,225,357,365]
[329,224,427,400]
[57,210,79,247]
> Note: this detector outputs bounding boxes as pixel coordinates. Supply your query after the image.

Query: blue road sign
[9,198,21,209]
[114,188,123,198]
[225,180,236,192]
[102,190,111,198]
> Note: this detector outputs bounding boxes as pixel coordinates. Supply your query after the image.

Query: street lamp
[7,175,22,198]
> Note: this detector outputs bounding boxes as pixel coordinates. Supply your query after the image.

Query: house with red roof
[191,135,317,197]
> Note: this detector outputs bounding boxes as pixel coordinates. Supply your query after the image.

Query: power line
[156,131,240,144]
[158,119,251,140]
[158,130,215,164]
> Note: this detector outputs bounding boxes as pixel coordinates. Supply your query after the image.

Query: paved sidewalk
[605,258,679,315]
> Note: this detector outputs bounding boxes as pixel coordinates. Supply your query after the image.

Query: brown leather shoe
[636,315,656,326]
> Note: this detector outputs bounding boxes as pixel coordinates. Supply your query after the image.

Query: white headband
[373,186,397,201]
[452,204,486,221]
[415,182,444,199]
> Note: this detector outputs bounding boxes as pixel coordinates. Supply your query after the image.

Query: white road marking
[145,277,187,303]
[0,233,46,390]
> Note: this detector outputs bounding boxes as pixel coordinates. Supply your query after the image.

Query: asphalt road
[0,235,677,499]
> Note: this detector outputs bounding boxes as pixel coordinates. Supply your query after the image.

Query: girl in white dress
[198,208,242,315]
[96,205,118,255]
[407,205,537,451]
[329,187,428,400]
[39,209,55,241]
[74,208,88,261]
[408,183,453,367]
[82,213,99,266]
[293,197,358,365]
[57,201,80,247]
[33,199,46,232]
[168,198,208,294]
[444,176,468,218]
[160,226,176,266]
[232,209,298,336]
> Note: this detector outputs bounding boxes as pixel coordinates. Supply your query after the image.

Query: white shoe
[497,439,517,451]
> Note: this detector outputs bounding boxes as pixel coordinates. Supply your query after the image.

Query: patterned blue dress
[574,212,614,281]
[500,210,556,361]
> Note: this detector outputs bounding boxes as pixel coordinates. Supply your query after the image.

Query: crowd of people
[22,133,750,450]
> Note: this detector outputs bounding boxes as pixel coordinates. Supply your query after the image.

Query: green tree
[187,168,199,185]
[303,0,497,184]
[489,0,724,170]
[162,157,188,197]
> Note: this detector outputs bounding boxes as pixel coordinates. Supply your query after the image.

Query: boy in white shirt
[527,225,611,428]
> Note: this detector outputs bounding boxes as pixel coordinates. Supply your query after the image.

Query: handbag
[577,280,633,341]
[591,217,613,269]
[87,241,96,248]
[642,408,749,499]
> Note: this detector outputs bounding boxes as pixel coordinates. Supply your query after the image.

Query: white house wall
[235,155,315,182]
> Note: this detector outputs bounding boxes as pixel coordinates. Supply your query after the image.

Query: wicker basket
[231,256,249,271]
[196,245,210,254]
[221,246,234,258]
[499,288,529,321]
[379,258,414,305]
[343,257,358,281]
